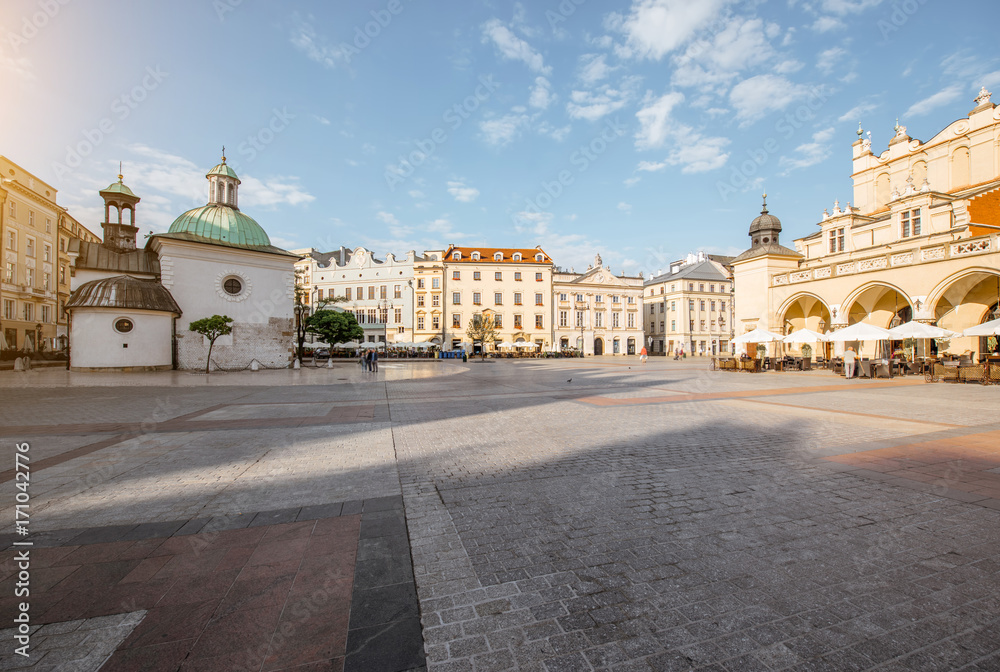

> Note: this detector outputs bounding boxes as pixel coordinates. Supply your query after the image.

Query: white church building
[66,154,298,371]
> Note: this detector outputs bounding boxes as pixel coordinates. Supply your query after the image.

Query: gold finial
[221,145,226,163]
[118,161,123,182]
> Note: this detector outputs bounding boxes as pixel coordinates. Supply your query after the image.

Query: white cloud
[579,53,614,84]
[838,100,879,122]
[774,60,804,74]
[566,77,639,121]
[312,115,331,125]
[529,76,555,109]
[666,136,730,173]
[447,180,481,203]
[408,190,425,198]
[820,0,885,14]
[239,176,315,208]
[904,85,963,117]
[637,160,668,172]
[481,18,551,74]
[624,176,642,186]
[779,127,835,172]
[376,211,399,226]
[671,17,779,89]
[617,202,632,214]
[480,111,532,146]
[810,16,845,32]
[816,47,847,74]
[512,210,553,236]
[609,0,733,60]
[289,15,345,69]
[982,71,1000,89]
[633,92,731,173]
[729,74,811,126]
[634,92,685,150]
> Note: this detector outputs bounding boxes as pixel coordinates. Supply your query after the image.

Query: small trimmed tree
[466,312,498,361]
[305,309,364,347]
[189,315,234,374]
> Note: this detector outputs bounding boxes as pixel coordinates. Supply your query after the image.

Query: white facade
[294,246,416,344]
[553,254,644,355]
[153,237,295,370]
[70,308,173,370]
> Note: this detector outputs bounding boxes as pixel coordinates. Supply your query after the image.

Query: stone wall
[177,316,294,371]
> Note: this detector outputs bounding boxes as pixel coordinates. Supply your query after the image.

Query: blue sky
[2,0,998,275]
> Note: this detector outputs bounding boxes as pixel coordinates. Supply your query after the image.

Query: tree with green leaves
[305,309,364,347]
[189,315,234,374]
[466,312,498,361]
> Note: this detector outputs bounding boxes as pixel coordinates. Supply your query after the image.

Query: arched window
[875,173,890,209]
[471,251,480,260]
[495,252,503,261]
[512,252,521,261]
[452,251,461,260]
[535,253,544,262]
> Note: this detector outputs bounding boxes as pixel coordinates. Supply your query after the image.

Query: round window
[223,278,243,295]
[114,318,134,333]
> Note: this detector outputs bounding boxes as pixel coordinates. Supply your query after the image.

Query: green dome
[207,162,240,180]
[100,177,137,199]
[167,204,271,247]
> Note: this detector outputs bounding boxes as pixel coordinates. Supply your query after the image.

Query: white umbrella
[337,341,361,349]
[515,342,538,348]
[888,321,959,339]
[825,322,891,341]
[732,328,785,345]
[413,342,435,349]
[782,328,827,344]
[498,342,515,349]
[963,317,1000,337]
[361,342,385,349]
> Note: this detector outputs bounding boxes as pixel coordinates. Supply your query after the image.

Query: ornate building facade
[553,254,644,355]
[293,246,418,344]
[733,88,1000,356]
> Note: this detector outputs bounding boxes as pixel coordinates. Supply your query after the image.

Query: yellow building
[424,245,554,352]
[644,253,734,357]
[0,156,94,352]
[553,253,644,355]
[733,87,1000,358]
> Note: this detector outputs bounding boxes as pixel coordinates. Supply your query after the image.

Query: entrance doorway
[594,338,604,355]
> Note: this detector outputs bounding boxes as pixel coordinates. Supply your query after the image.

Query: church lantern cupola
[98,165,141,253]
[206,148,241,210]
[748,193,782,248]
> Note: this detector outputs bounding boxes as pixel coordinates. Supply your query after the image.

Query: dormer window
[828,227,845,253]
[494,252,503,261]
[471,251,480,260]
[901,208,921,238]
[535,253,544,262]
[512,253,521,261]
[452,251,461,260]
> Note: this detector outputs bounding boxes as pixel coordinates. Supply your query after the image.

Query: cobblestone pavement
[1,358,1000,671]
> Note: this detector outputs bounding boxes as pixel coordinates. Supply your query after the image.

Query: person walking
[639,346,648,364]
[844,346,857,379]
[371,348,379,373]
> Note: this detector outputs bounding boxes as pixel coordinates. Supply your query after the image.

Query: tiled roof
[647,260,729,285]
[442,245,552,263]
[69,239,160,275]
[66,275,181,315]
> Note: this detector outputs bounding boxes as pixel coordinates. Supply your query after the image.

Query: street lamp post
[35,323,42,353]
